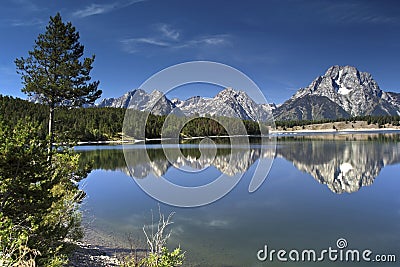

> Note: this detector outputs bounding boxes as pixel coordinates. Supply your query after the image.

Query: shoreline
[270,127,400,135]
[68,241,120,267]
[74,128,400,145]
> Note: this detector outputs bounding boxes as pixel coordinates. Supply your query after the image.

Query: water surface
[76,134,400,266]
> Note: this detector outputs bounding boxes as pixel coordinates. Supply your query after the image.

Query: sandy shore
[271,127,400,134]
[273,120,400,134]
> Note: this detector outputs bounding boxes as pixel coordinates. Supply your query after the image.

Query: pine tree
[15,13,101,153]
[0,119,89,265]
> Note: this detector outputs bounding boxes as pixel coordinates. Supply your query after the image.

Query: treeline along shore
[2,95,400,142]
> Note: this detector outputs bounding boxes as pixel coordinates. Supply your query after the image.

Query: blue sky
[0,0,400,104]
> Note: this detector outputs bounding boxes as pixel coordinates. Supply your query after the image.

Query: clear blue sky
[1,0,399,104]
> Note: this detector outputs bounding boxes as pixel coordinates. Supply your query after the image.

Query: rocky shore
[68,242,120,267]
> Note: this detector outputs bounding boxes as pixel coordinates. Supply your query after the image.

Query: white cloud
[73,3,116,18]
[73,0,146,18]
[121,29,231,52]
[196,35,228,45]
[120,21,230,54]
[10,17,44,27]
[124,38,169,46]
[176,34,231,49]
[158,24,180,40]
[120,37,170,53]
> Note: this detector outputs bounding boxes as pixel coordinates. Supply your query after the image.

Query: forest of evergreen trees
[0,95,264,141]
[1,95,125,141]
[2,95,399,142]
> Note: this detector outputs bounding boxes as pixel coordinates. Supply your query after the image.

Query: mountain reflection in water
[77,134,400,194]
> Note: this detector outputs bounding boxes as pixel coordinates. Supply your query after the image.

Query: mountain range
[37,65,400,121]
[97,87,274,121]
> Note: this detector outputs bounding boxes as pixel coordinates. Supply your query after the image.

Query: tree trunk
[48,104,55,156]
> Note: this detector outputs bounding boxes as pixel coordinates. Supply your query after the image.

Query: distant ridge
[97,87,273,121]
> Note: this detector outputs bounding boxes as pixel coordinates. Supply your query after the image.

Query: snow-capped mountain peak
[97,89,175,115]
[97,87,273,121]
[335,69,352,95]
[275,65,399,120]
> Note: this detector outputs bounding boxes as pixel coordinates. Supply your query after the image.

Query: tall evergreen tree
[0,119,89,265]
[15,13,101,152]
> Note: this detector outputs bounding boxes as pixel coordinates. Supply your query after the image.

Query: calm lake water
[76,134,400,266]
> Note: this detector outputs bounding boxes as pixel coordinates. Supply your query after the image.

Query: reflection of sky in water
[79,140,400,267]
[164,165,222,187]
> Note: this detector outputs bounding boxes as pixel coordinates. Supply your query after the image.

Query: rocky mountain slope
[273,95,350,121]
[174,88,272,121]
[98,87,273,121]
[97,89,174,116]
[274,65,400,120]
[382,91,400,111]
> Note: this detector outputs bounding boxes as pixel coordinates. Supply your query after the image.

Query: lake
[76,133,400,266]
